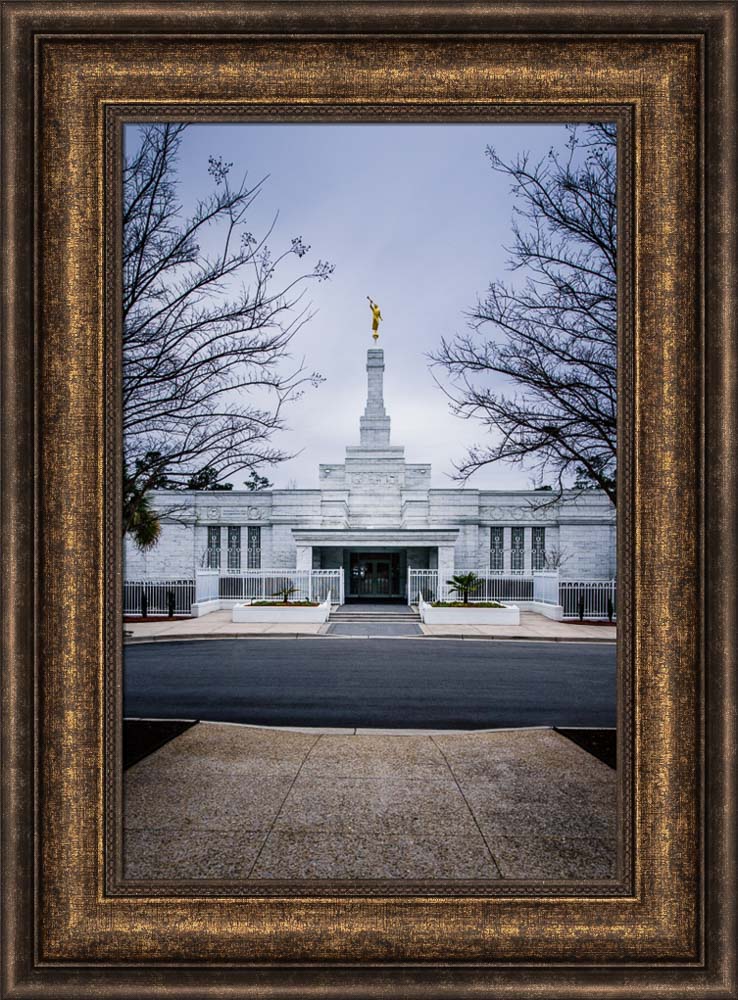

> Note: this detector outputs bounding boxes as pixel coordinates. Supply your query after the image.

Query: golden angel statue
[367,296,383,341]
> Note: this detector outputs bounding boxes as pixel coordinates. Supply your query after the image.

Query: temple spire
[359,348,391,447]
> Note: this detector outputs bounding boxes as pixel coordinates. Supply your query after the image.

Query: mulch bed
[555,728,616,769]
[123,718,198,770]
[249,602,319,607]
[124,615,193,622]
[565,619,616,626]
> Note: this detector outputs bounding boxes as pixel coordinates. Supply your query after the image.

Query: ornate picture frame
[1,2,735,997]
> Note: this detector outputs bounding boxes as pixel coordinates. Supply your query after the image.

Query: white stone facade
[124,348,616,595]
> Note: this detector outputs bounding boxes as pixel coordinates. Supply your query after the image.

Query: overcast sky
[125,122,583,491]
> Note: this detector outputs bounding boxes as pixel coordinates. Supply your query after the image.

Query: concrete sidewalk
[124,723,616,881]
[420,612,615,641]
[124,610,615,643]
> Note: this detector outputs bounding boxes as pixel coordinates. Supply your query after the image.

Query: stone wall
[453,523,482,573]
[129,492,616,582]
[428,489,480,526]
[557,522,616,579]
[124,521,196,579]
[405,547,432,570]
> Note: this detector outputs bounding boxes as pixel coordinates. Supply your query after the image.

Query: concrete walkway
[124,723,616,881]
[125,610,615,643]
[420,612,615,641]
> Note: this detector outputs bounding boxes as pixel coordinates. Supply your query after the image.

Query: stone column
[295,545,312,570]
[524,527,533,576]
[483,525,492,572]
[437,544,456,601]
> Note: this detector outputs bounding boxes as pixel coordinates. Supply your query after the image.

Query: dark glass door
[349,552,401,599]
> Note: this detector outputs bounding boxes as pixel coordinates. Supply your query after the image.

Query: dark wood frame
[1,2,735,997]
[105,100,635,902]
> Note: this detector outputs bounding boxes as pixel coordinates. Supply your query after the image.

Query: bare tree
[543,545,570,571]
[123,123,333,544]
[430,124,617,505]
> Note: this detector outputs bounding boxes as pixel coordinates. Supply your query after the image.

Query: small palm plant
[445,572,481,605]
[128,493,161,551]
[272,584,299,604]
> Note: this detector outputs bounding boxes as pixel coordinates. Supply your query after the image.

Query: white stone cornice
[291,527,459,548]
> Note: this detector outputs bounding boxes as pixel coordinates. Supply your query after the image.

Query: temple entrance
[348,551,403,601]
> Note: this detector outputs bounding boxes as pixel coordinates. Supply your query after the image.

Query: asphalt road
[124,638,616,729]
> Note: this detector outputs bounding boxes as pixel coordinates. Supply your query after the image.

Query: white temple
[125,347,616,601]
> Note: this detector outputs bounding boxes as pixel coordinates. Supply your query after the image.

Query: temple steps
[330,616,421,623]
[330,604,421,623]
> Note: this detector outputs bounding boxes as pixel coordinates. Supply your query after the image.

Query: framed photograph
[1,2,735,998]
[120,117,623,890]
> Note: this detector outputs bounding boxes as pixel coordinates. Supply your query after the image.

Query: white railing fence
[560,580,616,621]
[407,570,535,604]
[218,569,344,605]
[123,579,195,616]
[407,569,439,603]
[471,575,534,602]
[408,569,616,620]
[126,570,614,619]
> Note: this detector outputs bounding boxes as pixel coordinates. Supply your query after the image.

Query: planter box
[232,596,330,624]
[419,600,520,625]
[190,599,221,618]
